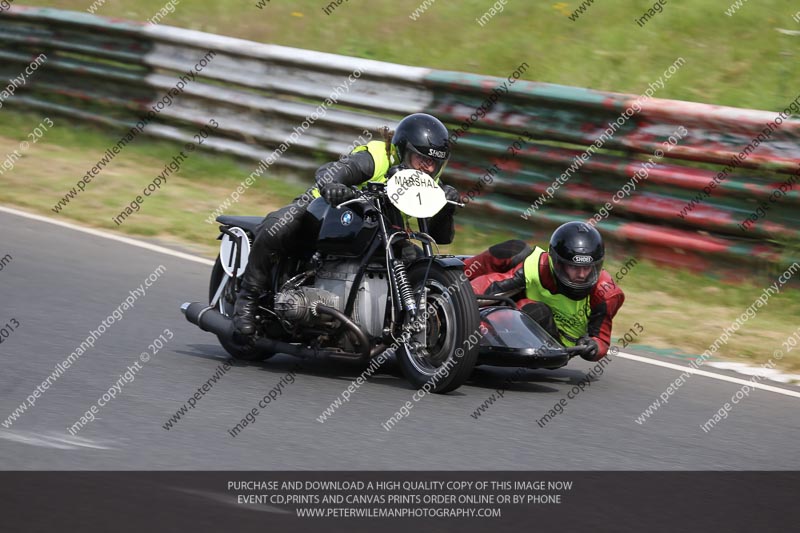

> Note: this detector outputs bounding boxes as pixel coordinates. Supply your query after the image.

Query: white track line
[0,430,114,450]
[615,351,800,399]
[4,205,799,400]
[0,205,214,266]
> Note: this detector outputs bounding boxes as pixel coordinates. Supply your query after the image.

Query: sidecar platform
[476,306,573,369]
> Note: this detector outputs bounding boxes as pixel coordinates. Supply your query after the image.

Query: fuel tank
[304,197,379,258]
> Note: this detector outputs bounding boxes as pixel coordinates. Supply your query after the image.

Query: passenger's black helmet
[391,113,450,180]
[548,221,604,300]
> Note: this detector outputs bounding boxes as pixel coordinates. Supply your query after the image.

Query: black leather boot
[233,239,274,336]
[233,201,306,335]
[233,279,264,336]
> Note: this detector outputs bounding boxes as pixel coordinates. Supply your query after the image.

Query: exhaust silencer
[181,302,234,337]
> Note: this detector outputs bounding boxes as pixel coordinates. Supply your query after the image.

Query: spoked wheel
[396,263,480,393]
[208,256,274,361]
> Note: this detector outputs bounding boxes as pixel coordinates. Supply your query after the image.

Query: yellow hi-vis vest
[523,247,591,346]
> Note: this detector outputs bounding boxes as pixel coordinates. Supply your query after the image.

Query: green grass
[1,109,799,373]
[20,0,800,112]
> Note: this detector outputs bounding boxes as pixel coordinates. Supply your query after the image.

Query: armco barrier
[1,5,798,277]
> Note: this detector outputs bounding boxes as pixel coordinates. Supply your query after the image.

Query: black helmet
[548,221,604,300]
[391,113,450,180]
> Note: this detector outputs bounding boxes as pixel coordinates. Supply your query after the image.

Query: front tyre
[209,256,274,361]
[396,263,480,394]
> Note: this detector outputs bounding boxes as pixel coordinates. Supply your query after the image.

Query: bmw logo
[341,211,353,226]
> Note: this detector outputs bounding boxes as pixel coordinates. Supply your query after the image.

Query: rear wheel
[396,263,480,393]
[209,256,274,361]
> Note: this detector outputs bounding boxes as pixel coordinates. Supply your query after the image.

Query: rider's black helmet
[548,221,604,300]
[391,113,450,180]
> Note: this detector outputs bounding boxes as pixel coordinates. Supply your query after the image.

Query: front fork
[378,217,434,349]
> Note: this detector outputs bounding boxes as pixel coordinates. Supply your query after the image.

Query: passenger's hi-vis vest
[523,247,591,346]
[310,141,398,198]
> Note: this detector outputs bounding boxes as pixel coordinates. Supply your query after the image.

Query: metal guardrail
[1,5,799,275]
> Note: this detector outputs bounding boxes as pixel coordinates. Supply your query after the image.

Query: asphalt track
[1,207,799,470]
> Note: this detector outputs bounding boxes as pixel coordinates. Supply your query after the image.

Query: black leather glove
[576,335,599,361]
[440,184,460,212]
[442,184,460,203]
[320,182,355,205]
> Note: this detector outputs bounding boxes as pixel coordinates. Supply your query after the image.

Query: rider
[464,221,624,361]
[233,113,460,335]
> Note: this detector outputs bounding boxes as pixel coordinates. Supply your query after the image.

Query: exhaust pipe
[315,305,370,360]
[180,302,369,361]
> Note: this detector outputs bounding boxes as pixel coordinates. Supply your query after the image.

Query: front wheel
[209,256,274,361]
[396,262,481,394]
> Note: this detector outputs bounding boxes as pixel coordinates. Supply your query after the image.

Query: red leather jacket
[465,248,624,359]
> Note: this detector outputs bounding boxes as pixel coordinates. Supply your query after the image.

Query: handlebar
[564,346,586,355]
[333,181,464,211]
[334,197,365,209]
[475,294,518,308]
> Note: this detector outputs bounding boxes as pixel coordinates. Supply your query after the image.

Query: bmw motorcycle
[181,170,481,393]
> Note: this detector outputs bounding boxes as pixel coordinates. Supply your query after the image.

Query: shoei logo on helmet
[573,255,593,264]
[427,148,447,158]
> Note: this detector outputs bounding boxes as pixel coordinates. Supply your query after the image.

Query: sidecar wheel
[209,256,275,361]
[396,263,480,394]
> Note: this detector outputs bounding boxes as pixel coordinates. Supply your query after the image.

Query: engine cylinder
[274,288,339,323]
[314,260,389,337]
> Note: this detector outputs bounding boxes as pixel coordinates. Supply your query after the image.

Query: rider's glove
[440,184,460,213]
[575,335,599,361]
[320,182,355,205]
